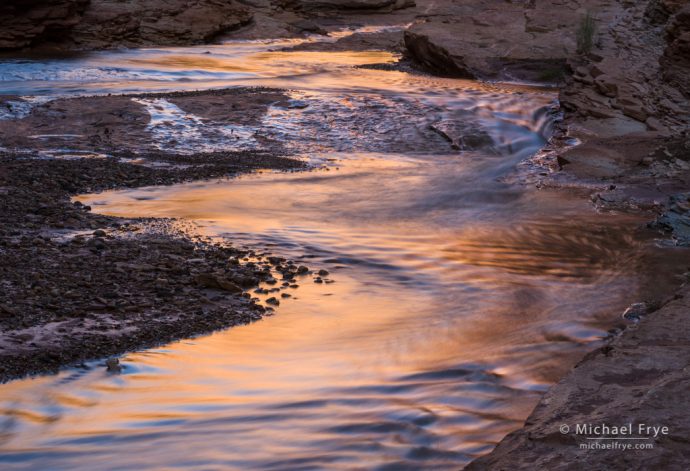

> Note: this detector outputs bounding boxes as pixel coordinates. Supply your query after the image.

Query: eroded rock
[661,4,690,97]
[0,0,89,49]
[0,0,254,50]
[70,0,252,49]
[403,1,582,81]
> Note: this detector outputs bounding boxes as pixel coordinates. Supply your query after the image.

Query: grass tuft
[576,11,597,55]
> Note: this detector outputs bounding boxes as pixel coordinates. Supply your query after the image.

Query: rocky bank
[0,87,319,382]
[2,0,690,466]
[0,0,416,50]
[398,0,690,468]
[467,285,690,470]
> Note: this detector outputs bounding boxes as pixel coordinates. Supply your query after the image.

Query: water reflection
[0,35,684,471]
[0,149,664,469]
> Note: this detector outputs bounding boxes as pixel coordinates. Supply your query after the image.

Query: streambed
[0,32,682,470]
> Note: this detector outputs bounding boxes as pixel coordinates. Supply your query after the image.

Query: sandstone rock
[468,286,690,470]
[661,5,690,97]
[404,29,476,78]
[291,19,327,35]
[215,277,243,293]
[195,273,243,293]
[0,0,254,50]
[594,74,618,97]
[196,273,219,288]
[429,120,496,152]
[70,0,253,49]
[645,116,671,134]
[403,1,581,82]
[646,0,689,24]
[588,64,605,78]
[0,0,88,49]
[236,0,271,7]
[294,0,414,11]
[620,102,649,123]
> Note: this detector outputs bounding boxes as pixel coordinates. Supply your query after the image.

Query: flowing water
[0,32,681,470]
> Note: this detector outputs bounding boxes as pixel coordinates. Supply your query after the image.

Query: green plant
[576,11,597,55]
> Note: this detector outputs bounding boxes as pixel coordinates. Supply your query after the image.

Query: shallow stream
[0,31,681,469]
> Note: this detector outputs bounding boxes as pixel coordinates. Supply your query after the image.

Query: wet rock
[265,297,279,306]
[195,273,219,289]
[87,237,108,250]
[429,120,495,152]
[622,302,649,322]
[195,273,243,293]
[469,286,690,470]
[105,357,122,373]
[650,193,690,245]
[215,277,243,294]
[317,269,329,276]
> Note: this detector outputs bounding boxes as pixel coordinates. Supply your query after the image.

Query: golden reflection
[1,40,684,471]
[126,50,396,73]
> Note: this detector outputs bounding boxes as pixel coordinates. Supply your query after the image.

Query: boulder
[403,29,476,78]
[402,1,584,82]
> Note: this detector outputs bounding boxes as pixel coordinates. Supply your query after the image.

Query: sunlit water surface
[0,33,679,470]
